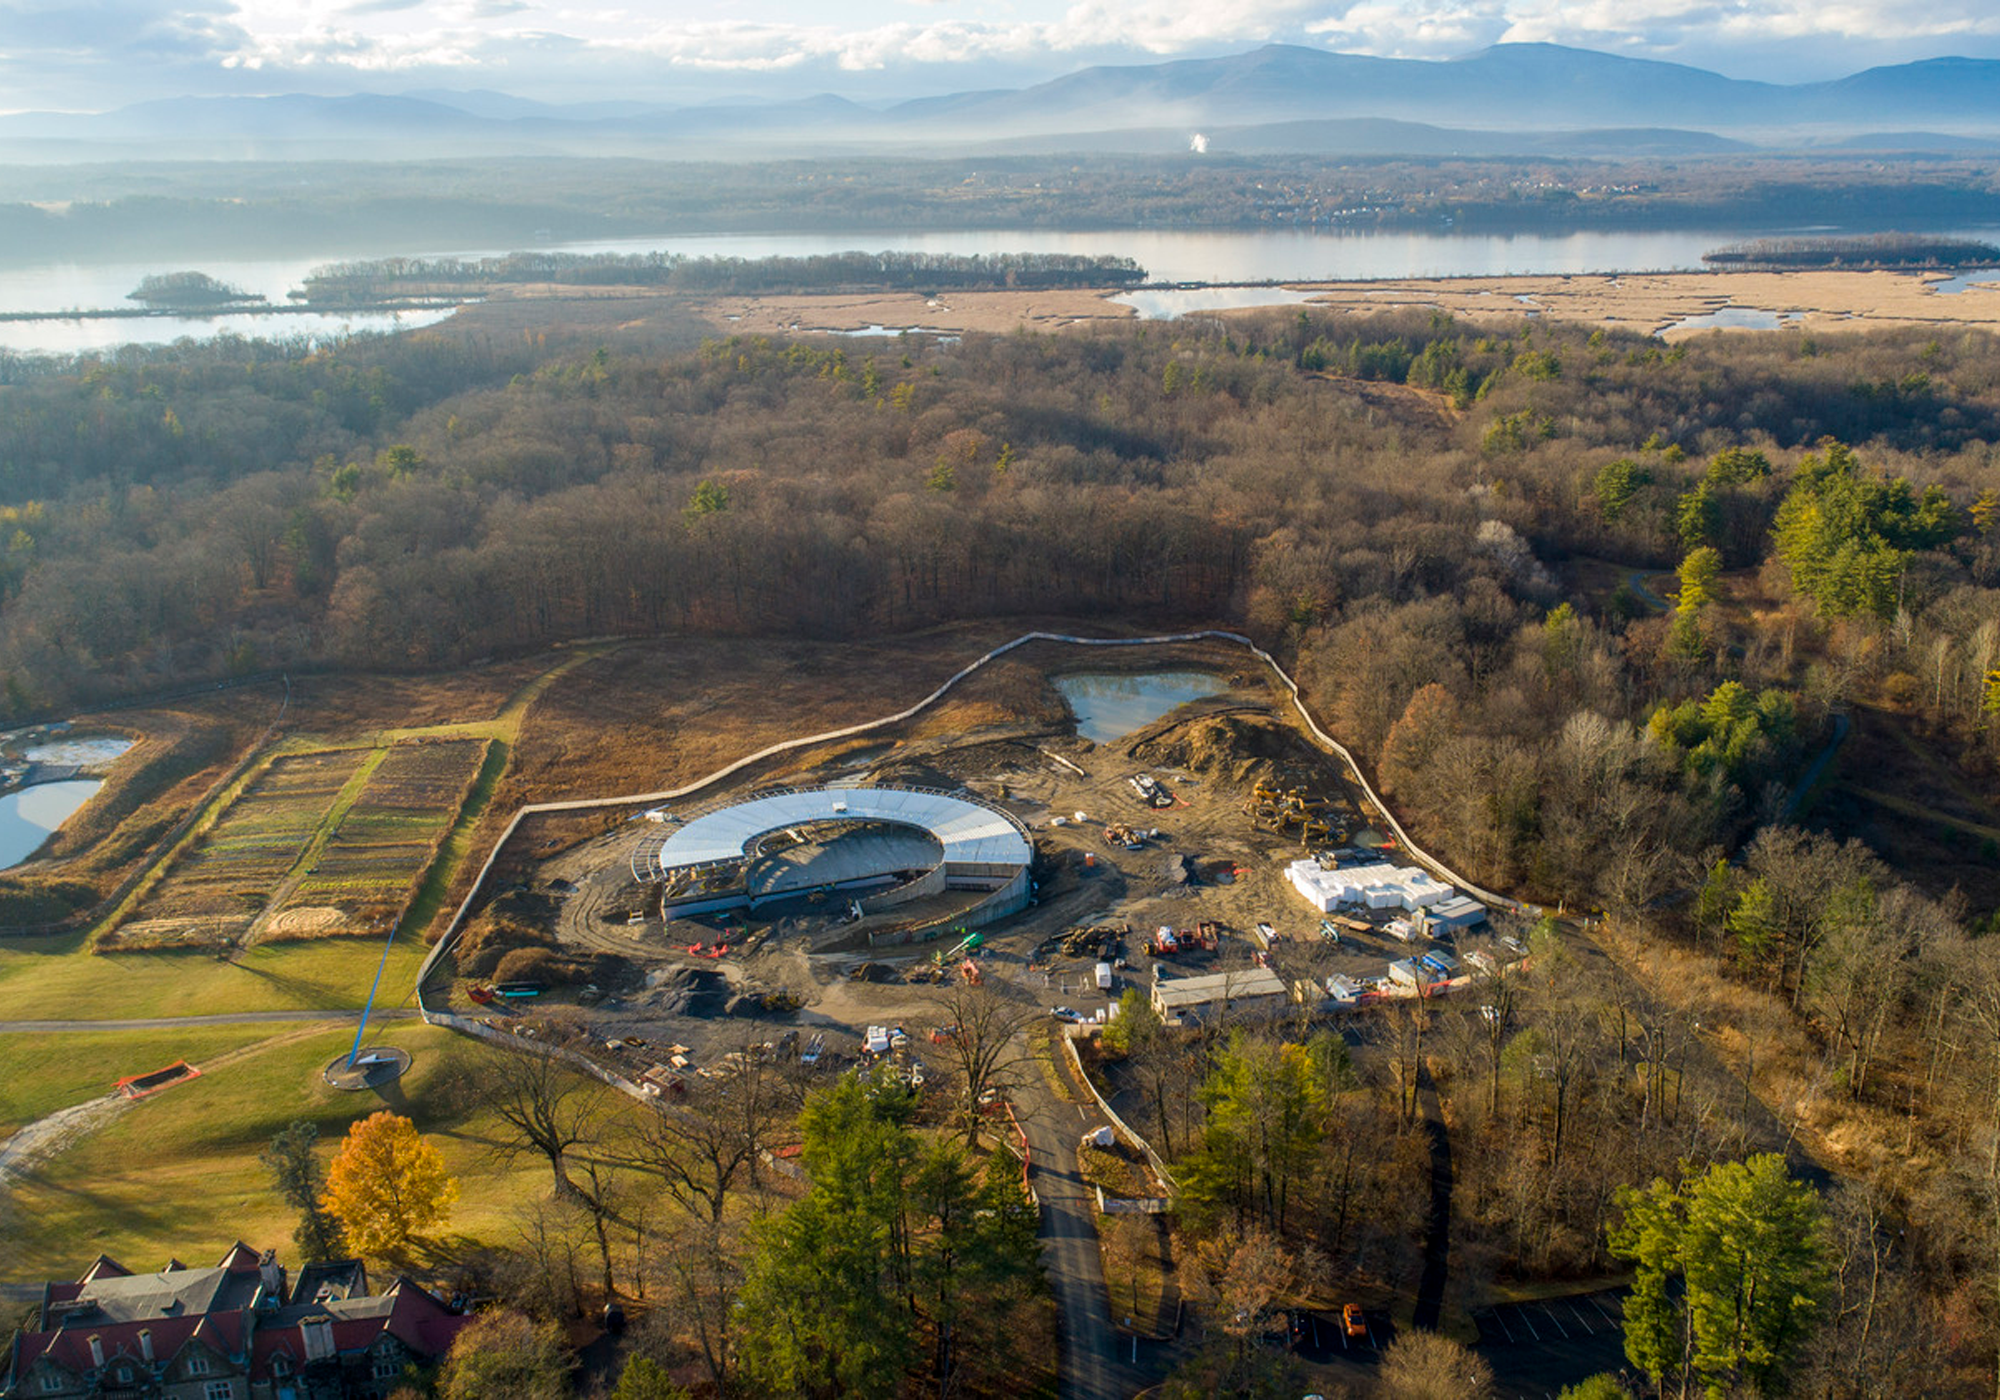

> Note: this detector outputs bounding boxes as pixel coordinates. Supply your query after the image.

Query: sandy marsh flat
[1287,269,2000,340]
[467,270,2000,342]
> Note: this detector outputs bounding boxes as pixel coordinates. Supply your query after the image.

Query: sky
[4,0,2000,111]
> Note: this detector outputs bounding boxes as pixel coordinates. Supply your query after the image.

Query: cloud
[4,0,2000,108]
[0,0,248,61]
[1305,0,2000,63]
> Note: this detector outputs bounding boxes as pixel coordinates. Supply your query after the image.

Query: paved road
[1013,1057,1155,1400]
[1623,570,1671,613]
[0,1008,418,1034]
[1411,1064,1453,1331]
[1782,710,1851,822]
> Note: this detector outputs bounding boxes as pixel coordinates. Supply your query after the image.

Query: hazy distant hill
[1,42,1996,160]
[968,117,1750,159]
[906,44,1790,137]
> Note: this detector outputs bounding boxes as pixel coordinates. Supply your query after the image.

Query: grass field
[0,932,426,1022]
[0,1022,290,1137]
[0,1021,639,1290]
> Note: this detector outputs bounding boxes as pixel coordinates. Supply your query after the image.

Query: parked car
[1343,1303,1367,1340]
[1049,1006,1082,1022]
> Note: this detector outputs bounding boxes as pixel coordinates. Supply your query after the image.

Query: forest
[5,299,2000,1394]
[297,251,1148,305]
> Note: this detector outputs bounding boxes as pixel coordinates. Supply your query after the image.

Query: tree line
[299,251,1147,305]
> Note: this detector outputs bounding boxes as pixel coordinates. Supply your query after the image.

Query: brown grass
[1283,269,2000,339]
[1593,920,1921,1181]
[281,658,548,736]
[1097,1211,1174,1337]
[0,705,262,929]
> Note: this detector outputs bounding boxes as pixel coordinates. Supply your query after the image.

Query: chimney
[301,1316,334,1362]
[259,1250,283,1303]
[87,1335,104,1369]
[139,1330,154,1363]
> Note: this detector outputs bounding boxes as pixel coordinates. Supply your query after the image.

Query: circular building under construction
[634,784,1034,929]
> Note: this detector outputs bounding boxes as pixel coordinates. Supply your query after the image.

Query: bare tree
[1377,1331,1495,1400]
[627,1045,784,1224]
[486,1047,608,1204]
[926,979,1040,1145]
[645,1220,741,1395]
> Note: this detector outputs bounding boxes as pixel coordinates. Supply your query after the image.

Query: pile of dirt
[640,966,733,1017]
[460,889,612,985]
[849,961,902,983]
[874,760,960,790]
[1129,712,1291,787]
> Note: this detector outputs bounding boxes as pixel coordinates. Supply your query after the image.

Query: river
[6,223,1998,356]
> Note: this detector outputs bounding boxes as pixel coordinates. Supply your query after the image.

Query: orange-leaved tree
[320,1110,458,1259]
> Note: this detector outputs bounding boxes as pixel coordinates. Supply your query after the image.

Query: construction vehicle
[942,930,984,961]
[960,958,983,985]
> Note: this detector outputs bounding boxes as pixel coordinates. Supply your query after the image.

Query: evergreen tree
[1610,1154,1828,1396]
[261,1119,343,1263]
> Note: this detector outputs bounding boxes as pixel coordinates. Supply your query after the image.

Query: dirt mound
[640,966,732,1017]
[849,961,902,983]
[1129,712,1291,787]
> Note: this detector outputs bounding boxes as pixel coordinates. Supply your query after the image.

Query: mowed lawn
[0,1021,634,1290]
[0,1023,297,1137]
[0,932,427,1022]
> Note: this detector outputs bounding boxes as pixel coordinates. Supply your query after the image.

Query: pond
[1053,671,1229,743]
[1663,306,1805,332]
[22,735,134,768]
[0,779,102,870]
[1111,285,1323,318]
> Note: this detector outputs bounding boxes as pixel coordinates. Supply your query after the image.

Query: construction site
[444,648,1515,1085]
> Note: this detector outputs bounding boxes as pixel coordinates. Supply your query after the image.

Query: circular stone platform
[323,1045,412,1091]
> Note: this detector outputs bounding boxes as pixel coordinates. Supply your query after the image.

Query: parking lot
[1473,1289,1633,1398]
[1287,1305,1396,1364]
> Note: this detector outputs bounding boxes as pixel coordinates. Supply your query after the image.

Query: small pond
[1053,671,1230,743]
[810,323,957,338]
[1112,286,1321,319]
[1664,306,1803,332]
[0,779,102,870]
[23,735,134,767]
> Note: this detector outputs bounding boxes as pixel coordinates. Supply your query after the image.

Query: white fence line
[1063,1032,1179,1194]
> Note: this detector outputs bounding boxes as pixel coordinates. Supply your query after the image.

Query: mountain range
[4,44,1998,161]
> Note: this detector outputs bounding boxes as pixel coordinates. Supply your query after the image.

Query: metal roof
[1151,967,1287,1008]
[654,785,1031,875]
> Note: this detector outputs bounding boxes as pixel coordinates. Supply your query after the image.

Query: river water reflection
[7,223,1998,354]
